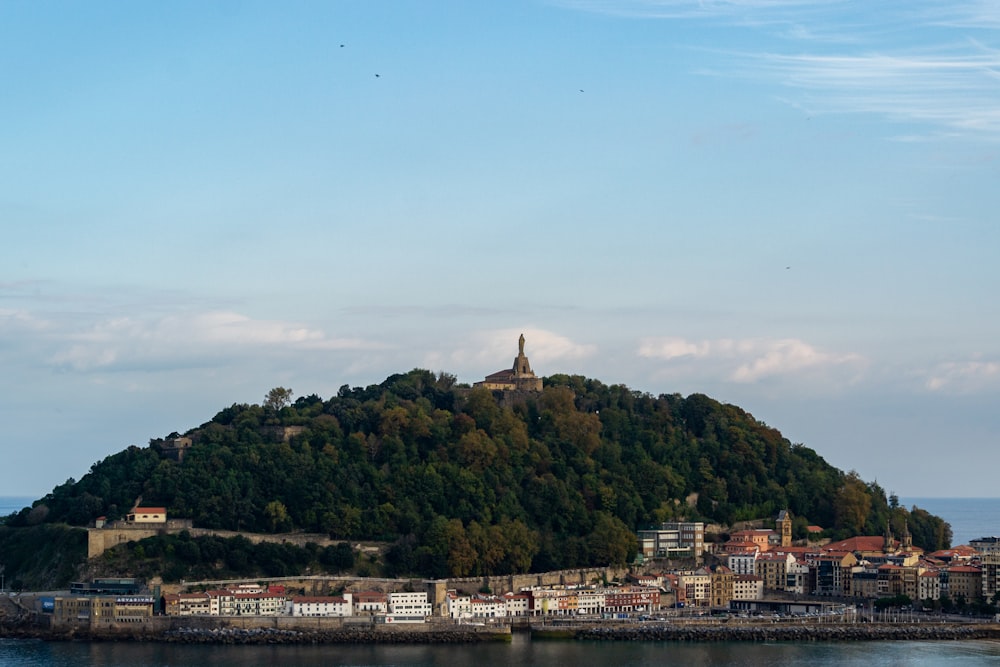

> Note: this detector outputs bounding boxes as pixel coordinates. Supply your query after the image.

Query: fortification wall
[87,526,348,559]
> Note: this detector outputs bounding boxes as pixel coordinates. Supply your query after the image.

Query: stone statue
[519,333,525,355]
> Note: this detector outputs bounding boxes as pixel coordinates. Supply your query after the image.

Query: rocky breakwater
[570,622,1000,642]
[161,625,511,645]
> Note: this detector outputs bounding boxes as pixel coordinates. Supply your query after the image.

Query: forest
[3,370,951,579]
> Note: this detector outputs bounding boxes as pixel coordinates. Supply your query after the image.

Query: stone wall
[87,525,349,559]
[447,566,628,595]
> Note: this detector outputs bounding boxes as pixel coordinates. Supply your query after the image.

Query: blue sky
[2,1,998,499]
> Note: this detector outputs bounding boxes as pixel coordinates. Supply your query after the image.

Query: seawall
[2,617,511,644]
[558,622,1000,642]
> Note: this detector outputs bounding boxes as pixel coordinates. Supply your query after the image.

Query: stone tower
[777,509,793,548]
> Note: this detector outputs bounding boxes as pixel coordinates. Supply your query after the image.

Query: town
[24,509,1000,632]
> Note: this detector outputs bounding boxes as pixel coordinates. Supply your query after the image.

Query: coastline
[5,620,1000,645]
[0,623,513,645]
[557,622,1000,643]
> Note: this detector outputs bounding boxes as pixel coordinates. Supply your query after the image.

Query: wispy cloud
[39,311,381,373]
[557,0,1000,139]
[749,47,1000,136]
[638,336,865,384]
[924,359,1000,393]
[550,0,844,22]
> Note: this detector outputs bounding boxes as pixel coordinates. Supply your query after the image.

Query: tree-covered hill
[4,370,951,577]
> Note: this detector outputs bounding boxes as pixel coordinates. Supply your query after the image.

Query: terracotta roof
[823,536,889,553]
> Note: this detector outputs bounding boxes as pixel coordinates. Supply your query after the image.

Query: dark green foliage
[0,524,87,590]
[98,533,358,583]
[874,595,912,609]
[15,369,951,578]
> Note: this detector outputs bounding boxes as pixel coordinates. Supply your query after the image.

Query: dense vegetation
[0,525,86,591]
[93,531,359,585]
[3,370,951,580]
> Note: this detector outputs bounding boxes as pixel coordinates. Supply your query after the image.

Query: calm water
[904,497,1000,547]
[1,635,999,667]
[0,497,35,518]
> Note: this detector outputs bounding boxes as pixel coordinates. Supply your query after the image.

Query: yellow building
[126,507,167,523]
[709,565,734,608]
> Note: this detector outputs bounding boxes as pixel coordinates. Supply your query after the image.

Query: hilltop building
[474,334,543,392]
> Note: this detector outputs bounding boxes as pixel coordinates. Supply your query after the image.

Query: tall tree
[264,387,293,411]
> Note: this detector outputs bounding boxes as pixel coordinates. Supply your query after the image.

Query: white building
[232,589,287,616]
[919,570,941,602]
[727,549,760,576]
[504,593,530,617]
[732,575,764,601]
[353,591,388,615]
[678,570,711,606]
[288,594,353,617]
[388,591,432,618]
[576,590,605,616]
[470,596,506,618]
[447,591,472,620]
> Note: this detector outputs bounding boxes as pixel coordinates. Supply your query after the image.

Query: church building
[474,334,543,392]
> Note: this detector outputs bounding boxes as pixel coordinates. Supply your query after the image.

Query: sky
[1,1,998,499]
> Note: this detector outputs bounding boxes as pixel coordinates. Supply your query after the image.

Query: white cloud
[924,360,1000,393]
[0,308,48,332]
[429,327,597,375]
[638,335,865,384]
[44,311,380,372]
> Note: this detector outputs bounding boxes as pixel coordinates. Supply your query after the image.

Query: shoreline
[542,622,1000,643]
[4,621,1000,645]
[0,626,513,645]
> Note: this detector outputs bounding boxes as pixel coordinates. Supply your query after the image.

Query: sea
[1,496,999,665]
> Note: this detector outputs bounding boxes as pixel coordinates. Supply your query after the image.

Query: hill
[2,370,951,582]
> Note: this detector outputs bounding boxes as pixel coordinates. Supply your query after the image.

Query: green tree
[264,500,291,532]
[265,387,294,411]
[587,512,636,566]
[834,471,871,535]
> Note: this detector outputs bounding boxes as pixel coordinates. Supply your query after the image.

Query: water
[1,635,999,667]
[0,497,35,518]
[904,497,1000,547]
